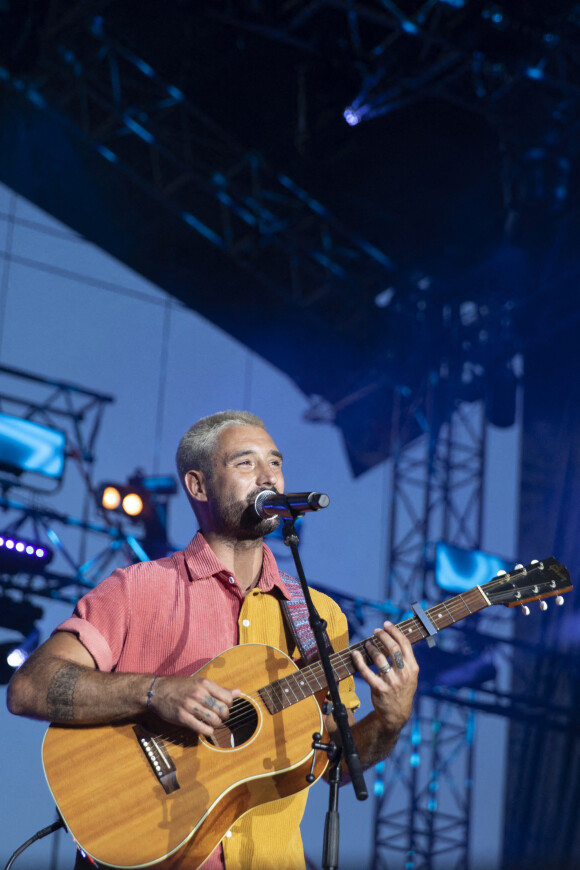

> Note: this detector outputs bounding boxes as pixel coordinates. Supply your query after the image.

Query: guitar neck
[259,585,491,714]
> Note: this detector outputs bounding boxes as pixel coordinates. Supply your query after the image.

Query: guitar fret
[269,680,287,712]
[307,664,325,691]
[293,673,309,698]
[458,594,472,614]
[441,601,456,623]
[259,567,550,716]
[281,675,301,704]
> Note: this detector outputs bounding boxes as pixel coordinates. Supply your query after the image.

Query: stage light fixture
[0,533,53,574]
[0,595,43,684]
[344,107,361,126]
[122,492,144,517]
[6,627,40,668]
[0,412,66,483]
[97,474,178,557]
[99,482,147,519]
[435,542,511,594]
[101,485,122,510]
[0,631,41,684]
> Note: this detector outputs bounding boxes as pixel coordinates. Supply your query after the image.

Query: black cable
[3,819,65,870]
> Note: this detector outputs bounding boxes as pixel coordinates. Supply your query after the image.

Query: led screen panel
[0,413,66,479]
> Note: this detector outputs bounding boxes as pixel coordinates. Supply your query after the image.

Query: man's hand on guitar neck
[353,620,419,734]
[331,621,419,771]
[7,631,240,736]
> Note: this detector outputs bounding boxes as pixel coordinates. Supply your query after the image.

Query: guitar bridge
[133,724,180,794]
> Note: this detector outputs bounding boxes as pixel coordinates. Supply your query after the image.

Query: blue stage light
[435,542,511,594]
[6,628,40,668]
[0,413,66,481]
[343,107,361,126]
[0,534,52,573]
[0,597,43,683]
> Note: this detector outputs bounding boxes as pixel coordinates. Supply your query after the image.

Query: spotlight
[0,534,53,574]
[101,485,122,510]
[0,631,41,684]
[99,475,177,520]
[374,287,396,308]
[99,481,147,519]
[97,473,177,559]
[6,627,40,667]
[0,596,43,684]
[122,492,144,517]
[344,107,361,126]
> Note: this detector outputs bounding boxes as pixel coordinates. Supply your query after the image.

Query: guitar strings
[153,566,561,746]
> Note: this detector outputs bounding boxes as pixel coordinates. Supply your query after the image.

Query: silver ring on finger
[379,664,392,675]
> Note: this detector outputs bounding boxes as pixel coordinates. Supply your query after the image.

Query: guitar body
[42,644,327,869]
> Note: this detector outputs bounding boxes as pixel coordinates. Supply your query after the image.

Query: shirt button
[228,576,235,585]
[242,619,250,627]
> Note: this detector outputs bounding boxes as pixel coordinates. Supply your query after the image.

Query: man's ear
[184,469,209,503]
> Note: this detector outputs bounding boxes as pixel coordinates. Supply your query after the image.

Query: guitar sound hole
[210,697,258,749]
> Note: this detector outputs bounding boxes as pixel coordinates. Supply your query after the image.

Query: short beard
[207,487,280,541]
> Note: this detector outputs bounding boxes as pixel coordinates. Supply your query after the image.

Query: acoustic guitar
[42,557,571,869]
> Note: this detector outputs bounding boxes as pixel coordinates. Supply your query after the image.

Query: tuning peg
[514,563,524,570]
[555,596,564,606]
[521,605,530,616]
[539,600,548,611]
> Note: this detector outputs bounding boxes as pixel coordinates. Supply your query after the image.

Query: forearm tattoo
[47,663,83,720]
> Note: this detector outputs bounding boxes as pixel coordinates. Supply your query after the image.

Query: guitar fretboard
[258,585,490,714]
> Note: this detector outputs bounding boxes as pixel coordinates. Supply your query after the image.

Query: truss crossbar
[0,4,399,338]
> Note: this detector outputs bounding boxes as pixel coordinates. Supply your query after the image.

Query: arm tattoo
[47,663,83,721]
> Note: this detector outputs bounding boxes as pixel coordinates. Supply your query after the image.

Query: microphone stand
[281,514,368,870]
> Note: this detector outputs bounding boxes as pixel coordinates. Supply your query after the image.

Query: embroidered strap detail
[279,570,334,664]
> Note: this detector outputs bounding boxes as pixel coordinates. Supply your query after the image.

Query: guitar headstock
[482,557,572,610]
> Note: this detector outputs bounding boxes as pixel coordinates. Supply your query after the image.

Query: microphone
[254,490,330,519]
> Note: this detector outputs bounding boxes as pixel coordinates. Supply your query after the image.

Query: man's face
[203,425,285,540]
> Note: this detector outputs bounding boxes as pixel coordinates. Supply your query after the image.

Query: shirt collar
[183,531,291,600]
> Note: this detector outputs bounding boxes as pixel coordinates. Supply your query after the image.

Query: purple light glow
[343,108,361,126]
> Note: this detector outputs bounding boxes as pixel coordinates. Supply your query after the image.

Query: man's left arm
[326,622,419,771]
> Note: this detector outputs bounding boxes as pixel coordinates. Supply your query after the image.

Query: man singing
[7,410,419,869]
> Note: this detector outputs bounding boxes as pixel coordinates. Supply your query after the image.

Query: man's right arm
[6,632,239,735]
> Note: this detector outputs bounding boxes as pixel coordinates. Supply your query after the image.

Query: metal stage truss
[0,364,147,603]
[373,385,500,870]
[0,0,397,339]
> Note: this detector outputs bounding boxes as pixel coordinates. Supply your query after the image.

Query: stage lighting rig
[98,472,177,559]
[99,474,176,519]
[0,532,53,574]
